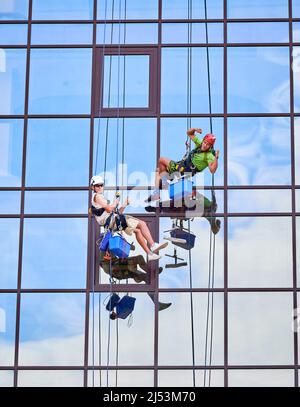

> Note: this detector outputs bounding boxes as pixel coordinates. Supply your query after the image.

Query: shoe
[144,193,160,203]
[148,252,162,262]
[164,236,187,244]
[151,242,169,253]
[158,302,172,311]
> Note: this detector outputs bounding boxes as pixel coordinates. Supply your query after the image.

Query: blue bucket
[109,235,131,258]
[116,296,136,319]
[169,178,193,201]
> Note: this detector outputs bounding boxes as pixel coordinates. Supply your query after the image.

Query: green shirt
[191,136,215,172]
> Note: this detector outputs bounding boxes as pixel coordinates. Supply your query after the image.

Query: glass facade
[0,0,299,388]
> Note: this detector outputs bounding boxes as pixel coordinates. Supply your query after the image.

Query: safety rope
[203,0,217,387]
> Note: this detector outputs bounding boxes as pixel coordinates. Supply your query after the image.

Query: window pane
[88,370,154,387]
[228,190,292,213]
[162,23,223,44]
[26,119,90,187]
[93,118,156,186]
[32,0,94,20]
[24,191,88,215]
[0,0,28,20]
[97,23,158,45]
[161,47,223,114]
[158,293,224,366]
[22,218,87,289]
[228,217,292,287]
[228,47,290,114]
[293,23,300,43]
[0,119,23,187]
[228,23,289,44]
[0,191,20,214]
[18,371,83,387]
[228,117,291,186]
[297,218,300,287]
[295,48,300,113]
[159,218,224,289]
[0,219,19,289]
[0,371,14,387]
[0,49,26,115]
[296,118,300,184]
[0,24,27,45]
[294,1,300,17]
[297,190,300,212]
[162,0,223,19]
[31,24,93,45]
[228,370,295,387]
[19,293,86,366]
[98,0,158,19]
[228,293,294,365]
[160,118,224,187]
[227,0,288,18]
[158,370,224,387]
[103,55,150,108]
[89,293,154,366]
[0,294,16,365]
[28,49,92,114]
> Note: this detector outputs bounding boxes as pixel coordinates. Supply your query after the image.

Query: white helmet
[90,174,104,186]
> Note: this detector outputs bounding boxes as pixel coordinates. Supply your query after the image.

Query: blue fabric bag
[106,293,121,311]
[100,230,113,251]
[116,295,136,319]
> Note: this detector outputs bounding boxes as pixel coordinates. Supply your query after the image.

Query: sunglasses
[94,183,104,187]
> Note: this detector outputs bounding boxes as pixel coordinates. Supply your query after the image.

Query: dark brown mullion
[289,0,299,388]
[153,0,163,389]
[83,0,98,389]
[13,0,32,388]
[223,0,229,389]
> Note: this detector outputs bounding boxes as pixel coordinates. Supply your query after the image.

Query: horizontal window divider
[1,186,299,191]
[1,213,299,218]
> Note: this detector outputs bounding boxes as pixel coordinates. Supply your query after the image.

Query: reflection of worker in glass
[147,128,220,202]
[91,175,167,261]
[99,251,171,313]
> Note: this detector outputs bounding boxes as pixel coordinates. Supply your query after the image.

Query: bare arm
[208,150,220,174]
[94,194,120,213]
[186,127,202,141]
[119,197,130,214]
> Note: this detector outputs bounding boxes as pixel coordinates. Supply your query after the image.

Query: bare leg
[137,220,155,247]
[134,229,151,254]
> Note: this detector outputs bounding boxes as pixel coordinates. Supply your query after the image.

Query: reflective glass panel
[228,47,290,113]
[228,190,292,213]
[162,0,223,19]
[228,217,292,288]
[161,47,223,114]
[293,23,300,43]
[159,218,224,289]
[228,293,294,365]
[31,24,93,45]
[158,370,224,387]
[158,293,224,366]
[228,370,295,387]
[160,118,224,187]
[32,0,94,20]
[0,219,19,289]
[296,118,300,184]
[24,191,88,215]
[103,55,150,108]
[88,370,154,387]
[0,49,26,115]
[19,293,86,366]
[98,0,158,19]
[97,23,157,45]
[93,118,156,186]
[26,119,90,187]
[0,24,27,45]
[294,1,300,17]
[227,0,288,18]
[296,190,300,212]
[89,293,154,366]
[0,0,28,20]
[228,23,289,43]
[0,119,23,187]
[297,218,300,287]
[0,191,20,214]
[295,48,300,113]
[162,23,223,44]
[28,49,92,114]
[0,371,14,387]
[228,117,291,185]
[17,371,84,387]
[22,218,88,289]
[0,294,16,365]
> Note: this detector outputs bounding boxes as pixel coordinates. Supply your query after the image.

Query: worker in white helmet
[90,175,168,261]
